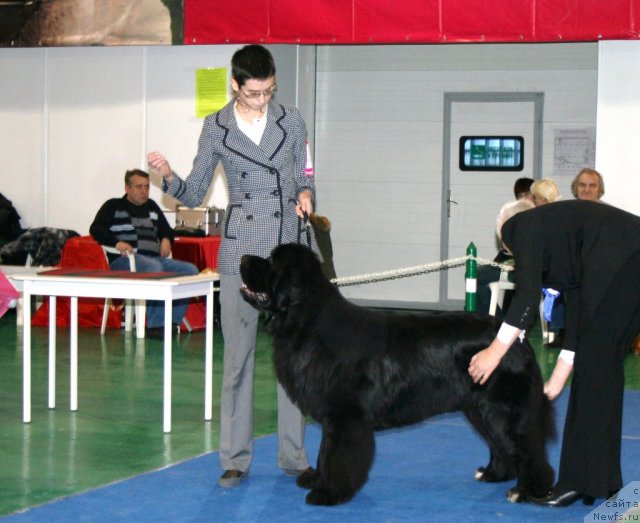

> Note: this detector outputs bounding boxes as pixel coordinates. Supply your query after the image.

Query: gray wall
[313,43,598,307]
[0,42,609,308]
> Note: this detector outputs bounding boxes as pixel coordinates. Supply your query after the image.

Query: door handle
[447,190,458,217]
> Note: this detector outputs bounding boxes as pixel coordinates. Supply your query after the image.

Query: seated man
[90,169,198,337]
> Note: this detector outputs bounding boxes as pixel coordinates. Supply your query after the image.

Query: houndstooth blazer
[163,99,318,275]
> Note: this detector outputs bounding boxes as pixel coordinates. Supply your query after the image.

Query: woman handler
[468,199,640,506]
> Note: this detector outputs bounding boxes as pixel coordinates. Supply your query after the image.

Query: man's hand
[115,241,134,256]
[160,238,172,258]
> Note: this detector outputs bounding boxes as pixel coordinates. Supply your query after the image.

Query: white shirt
[234,103,267,145]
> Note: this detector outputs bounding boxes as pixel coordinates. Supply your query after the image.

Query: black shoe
[530,489,595,507]
[218,469,248,488]
[146,325,180,340]
[146,327,164,339]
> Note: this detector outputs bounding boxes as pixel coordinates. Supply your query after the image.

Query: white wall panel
[46,46,143,232]
[596,41,640,216]
[0,48,45,229]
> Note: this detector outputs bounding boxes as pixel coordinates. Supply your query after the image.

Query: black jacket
[501,200,640,351]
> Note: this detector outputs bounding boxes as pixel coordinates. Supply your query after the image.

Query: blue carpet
[5,390,640,523]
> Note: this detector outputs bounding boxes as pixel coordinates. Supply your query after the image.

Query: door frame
[439,92,544,307]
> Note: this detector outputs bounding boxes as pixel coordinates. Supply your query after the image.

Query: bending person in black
[468,199,640,506]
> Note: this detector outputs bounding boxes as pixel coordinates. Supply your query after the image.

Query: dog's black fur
[240,243,555,506]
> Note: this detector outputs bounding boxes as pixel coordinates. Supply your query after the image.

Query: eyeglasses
[240,84,277,99]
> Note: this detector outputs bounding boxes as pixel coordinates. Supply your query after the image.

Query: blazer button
[245,193,251,199]
[246,215,253,221]
[274,211,281,218]
[272,189,280,196]
[269,168,277,175]
[241,172,247,178]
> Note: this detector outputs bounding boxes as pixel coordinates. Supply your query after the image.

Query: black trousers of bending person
[556,251,640,499]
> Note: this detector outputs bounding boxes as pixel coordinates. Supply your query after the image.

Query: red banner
[184,0,640,45]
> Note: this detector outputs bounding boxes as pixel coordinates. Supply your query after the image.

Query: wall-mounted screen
[459,136,524,171]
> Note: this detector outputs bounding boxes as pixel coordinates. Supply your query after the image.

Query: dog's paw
[305,488,349,506]
[296,467,321,489]
[475,465,515,482]
[505,486,526,503]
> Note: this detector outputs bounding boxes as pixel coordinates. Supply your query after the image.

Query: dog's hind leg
[464,408,517,483]
[505,437,554,503]
[305,416,375,506]
[507,405,555,502]
[470,400,554,502]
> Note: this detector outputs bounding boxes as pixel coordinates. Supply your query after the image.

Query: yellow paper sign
[196,68,228,118]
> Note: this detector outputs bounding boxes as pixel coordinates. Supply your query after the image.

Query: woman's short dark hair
[231,45,276,87]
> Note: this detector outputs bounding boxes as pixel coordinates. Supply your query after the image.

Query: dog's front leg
[305,416,375,506]
[296,428,325,491]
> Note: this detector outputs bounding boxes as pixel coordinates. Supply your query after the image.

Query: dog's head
[240,243,327,313]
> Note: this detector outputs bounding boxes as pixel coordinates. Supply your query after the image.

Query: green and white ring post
[464,242,477,312]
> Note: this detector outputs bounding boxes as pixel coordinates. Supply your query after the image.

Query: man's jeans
[110,254,198,328]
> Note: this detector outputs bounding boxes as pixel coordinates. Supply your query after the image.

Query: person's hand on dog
[468,340,510,385]
[296,190,313,219]
[147,151,174,183]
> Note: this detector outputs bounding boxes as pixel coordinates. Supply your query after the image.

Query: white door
[440,93,543,306]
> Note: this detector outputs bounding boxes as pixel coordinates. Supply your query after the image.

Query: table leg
[135,299,145,339]
[70,296,78,411]
[205,283,213,421]
[48,296,57,409]
[23,290,31,423]
[16,296,23,327]
[163,298,172,433]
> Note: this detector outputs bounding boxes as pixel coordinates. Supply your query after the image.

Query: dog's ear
[269,263,292,312]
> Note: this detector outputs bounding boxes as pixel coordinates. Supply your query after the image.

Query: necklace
[235,100,267,123]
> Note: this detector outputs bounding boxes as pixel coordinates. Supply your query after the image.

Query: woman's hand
[543,357,573,400]
[468,339,511,385]
[147,151,173,182]
[296,190,313,219]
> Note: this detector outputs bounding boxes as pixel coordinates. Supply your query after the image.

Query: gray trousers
[219,273,309,473]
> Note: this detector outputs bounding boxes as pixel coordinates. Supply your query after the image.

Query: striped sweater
[89,196,174,263]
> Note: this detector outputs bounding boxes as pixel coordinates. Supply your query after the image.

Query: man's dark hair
[124,169,149,186]
[513,177,534,199]
[231,45,276,87]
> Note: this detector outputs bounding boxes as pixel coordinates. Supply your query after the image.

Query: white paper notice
[553,127,596,177]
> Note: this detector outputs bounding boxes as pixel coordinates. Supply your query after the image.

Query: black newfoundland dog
[240,243,555,506]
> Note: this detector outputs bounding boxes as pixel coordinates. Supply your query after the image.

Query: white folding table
[11,270,219,433]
